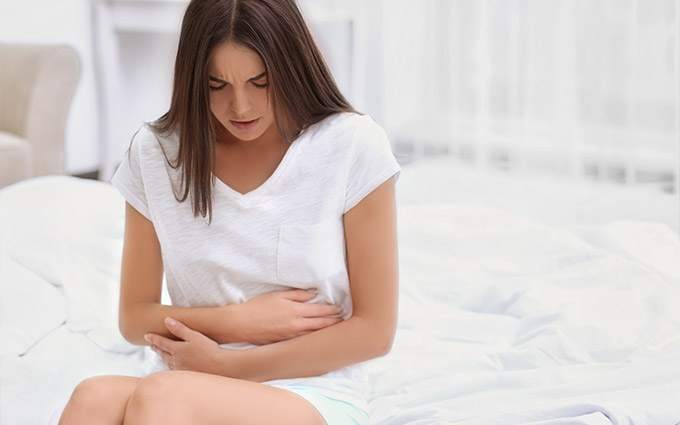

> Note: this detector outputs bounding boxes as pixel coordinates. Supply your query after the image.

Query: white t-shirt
[110,111,401,408]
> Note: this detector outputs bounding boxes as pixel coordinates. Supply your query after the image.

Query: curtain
[369,0,678,192]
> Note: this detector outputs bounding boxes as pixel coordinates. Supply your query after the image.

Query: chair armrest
[0,42,81,177]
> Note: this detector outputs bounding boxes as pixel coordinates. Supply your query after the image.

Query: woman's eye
[209,85,223,91]
[253,82,268,88]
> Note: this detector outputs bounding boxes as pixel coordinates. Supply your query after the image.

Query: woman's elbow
[118,308,144,345]
[118,318,137,345]
[375,325,397,357]
[363,318,397,358]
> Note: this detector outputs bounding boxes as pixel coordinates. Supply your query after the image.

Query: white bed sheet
[397,157,679,234]
[369,206,680,424]
[1,160,679,425]
[1,326,146,425]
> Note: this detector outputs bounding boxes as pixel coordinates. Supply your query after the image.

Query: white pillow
[0,256,67,358]
[0,176,124,283]
[0,176,137,353]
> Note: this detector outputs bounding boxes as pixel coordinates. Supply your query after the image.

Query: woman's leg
[123,370,327,425]
[58,375,140,425]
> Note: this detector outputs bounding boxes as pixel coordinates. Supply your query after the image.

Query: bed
[1,157,679,425]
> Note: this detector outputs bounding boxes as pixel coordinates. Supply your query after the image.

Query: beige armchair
[0,42,80,188]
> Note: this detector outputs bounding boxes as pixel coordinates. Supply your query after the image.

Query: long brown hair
[146,0,357,223]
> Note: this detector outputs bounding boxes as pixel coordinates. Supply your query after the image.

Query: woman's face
[207,42,275,143]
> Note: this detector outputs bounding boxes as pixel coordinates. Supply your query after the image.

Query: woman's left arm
[147,177,398,381]
[228,176,398,381]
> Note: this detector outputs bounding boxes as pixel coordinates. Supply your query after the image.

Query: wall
[2,0,677,193]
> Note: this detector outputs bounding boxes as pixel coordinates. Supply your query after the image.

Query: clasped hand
[145,317,221,373]
[144,288,344,373]
[236,288,344,345]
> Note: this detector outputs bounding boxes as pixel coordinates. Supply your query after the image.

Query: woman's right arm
[118,202,342,346]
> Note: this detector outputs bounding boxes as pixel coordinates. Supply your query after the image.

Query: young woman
[58,0,400,424]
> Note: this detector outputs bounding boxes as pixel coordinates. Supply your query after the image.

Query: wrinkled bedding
[1,160,679,425]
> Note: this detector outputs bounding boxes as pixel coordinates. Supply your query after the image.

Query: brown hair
[146,0,357,223]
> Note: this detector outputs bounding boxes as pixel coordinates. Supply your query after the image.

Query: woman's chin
[226,129,263,143]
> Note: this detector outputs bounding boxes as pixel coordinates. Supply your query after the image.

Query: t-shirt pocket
[277,219,344,283]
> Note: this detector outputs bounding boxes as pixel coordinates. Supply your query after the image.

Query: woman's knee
[67,376,114,410]
[60,375,140,425]
[124,372,186,422]
[129,371,177,403]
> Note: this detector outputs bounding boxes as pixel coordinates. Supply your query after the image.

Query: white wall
[0,0,99,174]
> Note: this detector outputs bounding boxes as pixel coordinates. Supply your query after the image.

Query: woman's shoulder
[322,111,373,128]
[304,112,379,141]
[139,122,179,144]
[129,122,180,160]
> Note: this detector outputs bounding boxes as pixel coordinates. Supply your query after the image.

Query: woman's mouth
[230,118,260,131]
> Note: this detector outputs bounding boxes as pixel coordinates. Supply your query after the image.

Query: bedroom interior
[1,0,679,424]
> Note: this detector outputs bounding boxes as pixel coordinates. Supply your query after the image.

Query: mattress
[1,159,679,425]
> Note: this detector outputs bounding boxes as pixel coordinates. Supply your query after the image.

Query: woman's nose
[230,88,251,116]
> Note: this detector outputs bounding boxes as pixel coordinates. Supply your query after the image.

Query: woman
[58,0,400,424]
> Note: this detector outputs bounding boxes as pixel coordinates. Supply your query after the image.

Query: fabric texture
[110,111,401,418]
[0,256,67,358]
[0,176,137,353]
[273,385,370,425]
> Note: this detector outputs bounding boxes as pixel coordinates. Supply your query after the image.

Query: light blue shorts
[274,386,369,425]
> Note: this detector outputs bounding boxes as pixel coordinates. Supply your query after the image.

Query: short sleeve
[110,127,152,221]
[343,116,401,214]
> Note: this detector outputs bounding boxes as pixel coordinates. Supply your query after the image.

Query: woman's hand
[233,289,344,345]
[145,317,222,374]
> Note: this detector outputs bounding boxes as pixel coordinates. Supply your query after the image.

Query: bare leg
[58,376,140,425]
[123,370,327,425]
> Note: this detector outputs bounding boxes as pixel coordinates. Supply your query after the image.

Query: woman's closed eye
[248,71,268,88]
[209,81,268,91]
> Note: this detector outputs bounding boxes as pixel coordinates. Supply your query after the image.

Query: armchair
[0,42,80,188]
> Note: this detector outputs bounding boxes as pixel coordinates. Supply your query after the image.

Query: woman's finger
[301,303,344,318]
[282,288,319,302]
[145,333,177,353]
[164,317,199,342]
[299,316,344,332]
[150,343,172,365]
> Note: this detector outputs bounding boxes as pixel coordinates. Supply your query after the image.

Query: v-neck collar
[212,132,304,202]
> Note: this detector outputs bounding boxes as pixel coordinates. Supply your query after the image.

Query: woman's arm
[232,177,399,381]
[119,202,342,346]
[147,177,399,381]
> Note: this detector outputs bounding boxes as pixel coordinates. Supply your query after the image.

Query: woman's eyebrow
[248,72,267,81]
[209,72,266,84]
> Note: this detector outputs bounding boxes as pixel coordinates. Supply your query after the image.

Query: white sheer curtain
[31,0,673,189]
[363,0,678,193]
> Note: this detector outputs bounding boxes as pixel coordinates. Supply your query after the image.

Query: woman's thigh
[123,370,327,425]
[59,375,141,425]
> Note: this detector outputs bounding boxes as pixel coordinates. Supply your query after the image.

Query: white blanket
[369,203,680,425]
[1,162,679,425]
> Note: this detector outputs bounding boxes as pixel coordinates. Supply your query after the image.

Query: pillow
[0,176,124,285]
[0,176,137,353]
[0,255,67,358]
